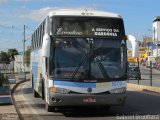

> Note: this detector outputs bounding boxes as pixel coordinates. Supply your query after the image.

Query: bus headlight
[109,87,126,94]
[50,87,70,94]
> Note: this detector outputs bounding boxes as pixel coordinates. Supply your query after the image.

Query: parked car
[0,73,13,104]
[0,86,12,104]
[128,66,141,80]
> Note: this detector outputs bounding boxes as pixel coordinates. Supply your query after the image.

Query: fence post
[150,61,152,86]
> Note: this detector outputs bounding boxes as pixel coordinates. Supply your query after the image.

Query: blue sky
[0,0,160,51]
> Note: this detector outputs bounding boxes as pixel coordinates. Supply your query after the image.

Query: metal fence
[128,64,160,87]
[0,63,14,74]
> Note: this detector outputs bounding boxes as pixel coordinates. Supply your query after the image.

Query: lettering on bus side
[112,81,123,87]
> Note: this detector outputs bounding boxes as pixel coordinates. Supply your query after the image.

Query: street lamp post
[22,25,31,75]
[23,25,26,73]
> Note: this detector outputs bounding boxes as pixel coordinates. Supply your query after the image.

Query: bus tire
[33,90,40,98]
[42,78,45,100]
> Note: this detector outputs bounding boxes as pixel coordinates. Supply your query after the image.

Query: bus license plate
[83,98,96,103]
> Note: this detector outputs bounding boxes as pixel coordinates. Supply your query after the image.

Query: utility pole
[157,36,158,57]
[23,25,26,73]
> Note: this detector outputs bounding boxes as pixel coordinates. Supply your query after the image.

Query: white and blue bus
[31,9,138,112]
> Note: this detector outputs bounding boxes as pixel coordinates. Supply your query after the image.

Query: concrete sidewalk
[128,79,160,87]
[127,83,160,93]
[127,74,160,93]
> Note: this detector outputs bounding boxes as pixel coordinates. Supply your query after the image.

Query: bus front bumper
[48,92,126,107]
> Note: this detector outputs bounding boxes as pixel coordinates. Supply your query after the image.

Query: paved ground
[13,80,160,120]
[0,104,17,114]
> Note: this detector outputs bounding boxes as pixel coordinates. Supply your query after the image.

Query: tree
[25,48,30,67]
[0,51,10,64]
[7,48,18,73]
[0,73,8,86]
[7,48,18,61]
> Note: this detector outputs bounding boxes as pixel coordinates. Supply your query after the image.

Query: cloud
[17,7,55,22]
[0,0,7,4]
[16,6,101,22]
[0,38,10,42]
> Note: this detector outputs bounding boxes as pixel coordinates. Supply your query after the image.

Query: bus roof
[48,9,122,18]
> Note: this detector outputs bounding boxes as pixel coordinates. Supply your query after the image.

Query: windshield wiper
[70,53,87,81]
[70,38,92,81]
[94,57,110,81]
[70,38,110,81]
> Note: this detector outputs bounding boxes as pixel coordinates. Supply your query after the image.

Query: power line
[0,24,34,33]
[0,24,23,30]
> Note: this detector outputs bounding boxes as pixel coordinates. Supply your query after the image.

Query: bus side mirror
[42,33,51,58]
[126,35,139,58]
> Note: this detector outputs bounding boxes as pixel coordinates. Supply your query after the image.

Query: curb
[127,83,160,93]
[11,78,30,120]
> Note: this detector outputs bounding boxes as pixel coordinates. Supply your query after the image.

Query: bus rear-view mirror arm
[42,33,51,76]
[126,35,139,58]
[42,16,51,58]
[42,33,51,58]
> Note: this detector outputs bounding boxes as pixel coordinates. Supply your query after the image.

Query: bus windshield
[49,38,127,81]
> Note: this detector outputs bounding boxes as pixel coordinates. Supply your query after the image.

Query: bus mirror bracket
[42,33,51,58]
[126,35,139,58]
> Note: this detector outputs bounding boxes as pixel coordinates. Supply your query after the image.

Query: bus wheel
[42,81,45,100]
[45,103,54,112]
[33,90,40,98]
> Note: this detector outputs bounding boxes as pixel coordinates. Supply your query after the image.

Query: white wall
[14,55,30,73]
[153,21,160,41]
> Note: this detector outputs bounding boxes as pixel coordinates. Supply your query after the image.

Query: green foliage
[0,51,10,64]
[7,48,18,61]
[25,48,30,67]
[0,48,18,64]
[0,73,8,86]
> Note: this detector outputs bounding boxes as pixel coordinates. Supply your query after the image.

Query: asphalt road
[128,65,160,87]
[14,81,160,120]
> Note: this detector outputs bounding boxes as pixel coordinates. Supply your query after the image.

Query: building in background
[152,16,160,56]
[14,52,30,73]
[138,37,152,58]
[153,16,160,41]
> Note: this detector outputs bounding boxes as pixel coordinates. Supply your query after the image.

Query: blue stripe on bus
[32,61,38,88]
[31,49,41,91]
[54,80,96,88]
